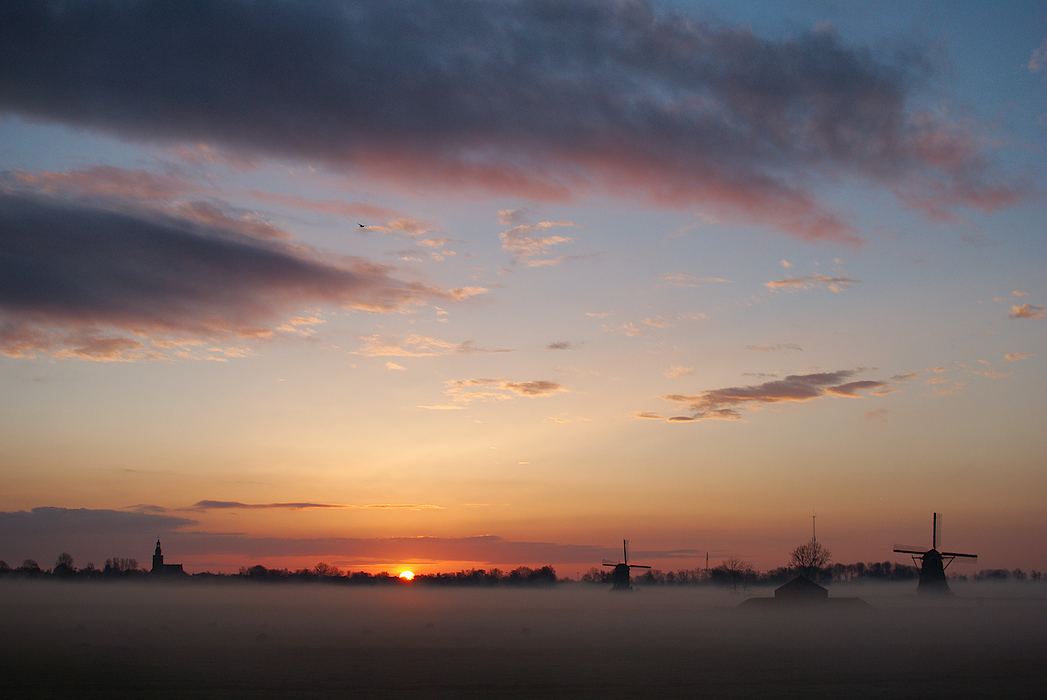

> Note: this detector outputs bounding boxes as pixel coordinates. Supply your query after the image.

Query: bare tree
[313,562,340,578]
[790,541,832,580]
[712,557,755,592]
[54,552,75,576]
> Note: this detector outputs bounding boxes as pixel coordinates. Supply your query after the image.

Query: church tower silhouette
[152,538,164,574]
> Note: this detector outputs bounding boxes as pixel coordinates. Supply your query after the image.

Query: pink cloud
[1010,304,1045,319]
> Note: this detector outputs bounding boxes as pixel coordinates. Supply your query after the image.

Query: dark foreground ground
[3,581,1045,698]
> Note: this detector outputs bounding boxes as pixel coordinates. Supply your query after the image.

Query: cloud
[765,275,860,292]
[0,192,460,360]
[500,221,577,267]
[8,166,295,241]
[0,507,197,566]
[191,501,441,511]
[356,334,511,357]
[546,341,575,350]
[1004,352,1034,361]
[659,273,733,287]
[664,366,694,378]
[446,378,566,403]
[824,379,890,397]
[242,189,400,222]
[655,369,887,421]
[0,0,1024,243]
[1009,304,1045,319]
[1030,36,1047,72]
[747,343,803,352]
[1,507,700,569]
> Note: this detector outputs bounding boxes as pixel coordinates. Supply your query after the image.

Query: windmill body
[894,513,977,595]
[602,540,651,591]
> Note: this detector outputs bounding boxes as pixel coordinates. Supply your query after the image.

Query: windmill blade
[941,551,978,560]
[894,544,929,554]
[629,564,652,569]
[601,560,617,566]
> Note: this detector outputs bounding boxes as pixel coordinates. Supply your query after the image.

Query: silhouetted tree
[19,559,42,574]
[103,558,138,576]
[638,569,665,585]
[54,553,75,577]
[789,541,832,580]
[710,557,754,592]
[313,562,340,578]
[581,567,611,583]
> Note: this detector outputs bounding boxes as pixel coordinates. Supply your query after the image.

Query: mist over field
[4,580,1045,697]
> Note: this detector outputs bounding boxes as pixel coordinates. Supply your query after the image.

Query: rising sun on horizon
[398,571,415,581]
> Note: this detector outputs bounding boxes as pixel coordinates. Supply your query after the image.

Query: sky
[1,0,1044,577]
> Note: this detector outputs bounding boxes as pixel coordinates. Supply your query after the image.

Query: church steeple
[152,537,163,573]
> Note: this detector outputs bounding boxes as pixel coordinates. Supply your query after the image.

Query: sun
[398,570,415,581]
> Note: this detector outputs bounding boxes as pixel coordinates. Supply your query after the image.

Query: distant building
[774,575,829,602]
[151,538,186,577]
[739,575,868,609]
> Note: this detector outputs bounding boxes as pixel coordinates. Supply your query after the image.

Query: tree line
[2,547,1042,587]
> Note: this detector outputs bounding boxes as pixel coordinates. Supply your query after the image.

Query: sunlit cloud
[765,275,860,293]
[664,366,695,378]
[242,189,399,221]
[1004,352,1034,361]
[825,380,891,397]
[8,166,292,241]
[747,344,803,353]
[658,273,734,287]
[446,378,566,403]
[974,360,1013,380]
[500,221,577,267]
[0,0,1024,243]
[356,335,512,357]
[191,501,442,511]
[1009,304,1045,319]
[653,369,889,421]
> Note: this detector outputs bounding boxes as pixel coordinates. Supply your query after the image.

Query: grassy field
[3,580,1045,698]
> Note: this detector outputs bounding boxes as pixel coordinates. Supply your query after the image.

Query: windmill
[894,513,977,594]
[602,539,651,591]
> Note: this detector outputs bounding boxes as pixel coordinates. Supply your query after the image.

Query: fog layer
[3,581,1045,697]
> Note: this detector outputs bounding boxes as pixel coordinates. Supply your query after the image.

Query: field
[3,580,1045,698]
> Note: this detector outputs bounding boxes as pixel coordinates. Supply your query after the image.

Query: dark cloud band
[0,192,445,358]
[0,0,1022,241]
